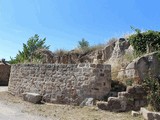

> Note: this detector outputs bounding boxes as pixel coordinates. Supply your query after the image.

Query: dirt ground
[0,87,143,120]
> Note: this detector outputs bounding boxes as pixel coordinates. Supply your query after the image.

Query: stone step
[96,101,109,110]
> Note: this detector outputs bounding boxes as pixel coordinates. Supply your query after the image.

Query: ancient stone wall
[0,63,11,86]
[8,63,111,105]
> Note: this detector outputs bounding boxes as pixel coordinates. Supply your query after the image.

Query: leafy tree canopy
[10,34,50,64]
[128,27,160,54]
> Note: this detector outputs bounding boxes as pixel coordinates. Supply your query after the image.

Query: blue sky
[0,0,160,60]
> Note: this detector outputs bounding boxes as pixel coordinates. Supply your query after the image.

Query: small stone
[131,111,140,117]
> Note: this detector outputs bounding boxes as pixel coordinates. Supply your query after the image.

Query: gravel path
[0,87,52,120]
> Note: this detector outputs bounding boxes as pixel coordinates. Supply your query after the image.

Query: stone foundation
[8,63,111,105]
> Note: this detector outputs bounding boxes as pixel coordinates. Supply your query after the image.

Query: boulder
[118,52,160,83]
[102,42,115,61]
[23,93,42,104]
[109,38,130,62]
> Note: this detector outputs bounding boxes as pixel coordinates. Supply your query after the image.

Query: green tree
[78,38,89,50]
[128,28,160,55]
[10,34,50,64]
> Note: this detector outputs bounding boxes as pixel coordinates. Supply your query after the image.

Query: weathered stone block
[107,97,126,112]
[23,92,42,104]
[97,101,109,110]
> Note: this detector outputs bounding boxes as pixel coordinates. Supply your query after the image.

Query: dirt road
[0,87,52,120]
[0,87,142,120]
[0,102,52,120]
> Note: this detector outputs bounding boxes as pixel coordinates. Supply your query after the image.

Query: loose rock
[23,93,42,104]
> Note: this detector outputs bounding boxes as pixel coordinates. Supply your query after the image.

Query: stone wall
[8,63,111,105]
[0,63,11,86]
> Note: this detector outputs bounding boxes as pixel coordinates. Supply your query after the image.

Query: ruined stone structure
[0,63,11,86]
[97,85,147,112]
[117,52,160,83]
[8,63,111,105]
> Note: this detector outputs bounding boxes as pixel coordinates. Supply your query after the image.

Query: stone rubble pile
[97,85,147,112]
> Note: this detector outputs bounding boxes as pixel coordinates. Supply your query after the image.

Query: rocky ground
[0,87,142,120]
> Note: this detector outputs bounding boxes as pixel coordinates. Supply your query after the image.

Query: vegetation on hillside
[127,28,160,111]
[128,28,160,55]
[143,77,160,112]
[9,36,106,64]
[10,34,50,64]
[9,28,160,65]
[72,38,105,55]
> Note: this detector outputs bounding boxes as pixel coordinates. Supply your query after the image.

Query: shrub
[128,28,160,55]
[78,38,89,51]
[142,77,160,111]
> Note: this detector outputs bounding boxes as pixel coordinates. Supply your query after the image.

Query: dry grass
[106,38,117,46]
[72,44,105,55]
[54,49,69,56]
[0,92,143,120]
